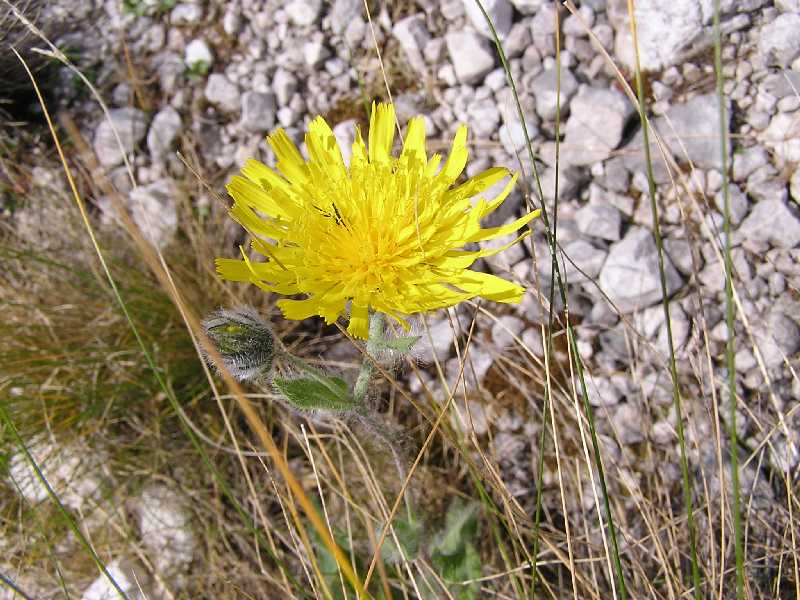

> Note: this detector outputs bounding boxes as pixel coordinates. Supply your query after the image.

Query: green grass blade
[473,2,629,597]
[0,404,131,600]
[712,0,744,597]
[624,1,702,596]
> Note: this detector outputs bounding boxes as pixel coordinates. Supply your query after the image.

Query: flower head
[216,102,539,338]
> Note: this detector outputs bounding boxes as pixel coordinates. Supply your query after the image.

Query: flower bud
[201,307,276,381]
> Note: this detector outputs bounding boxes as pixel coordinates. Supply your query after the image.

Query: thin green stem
[354,312,385,403]
[473,2,629,597]
[712,0,744,597]
[0,404,130,600]
[625,0,701,595]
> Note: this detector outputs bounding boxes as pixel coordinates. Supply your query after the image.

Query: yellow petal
[424,153,442,178]
[268,129,308,183]
[306,116,345,169]
[480,171,519,218]
[351,125,368,167]
[215,258,252,281]
[348,303,370,339]
[227,175,292,220]
[467,209,541,243]
[453,271,526,303]
[449,167,509,200]
[368,102,396,165]
[445,231,530,266]
[439,125,468,183]
[400,116,427,164]
[278,297,321,320]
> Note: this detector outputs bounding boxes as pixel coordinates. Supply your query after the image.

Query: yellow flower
[216,102,540,339]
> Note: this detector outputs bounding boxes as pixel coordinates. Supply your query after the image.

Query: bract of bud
[201,307,276,381]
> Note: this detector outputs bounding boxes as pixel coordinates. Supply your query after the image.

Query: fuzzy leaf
[378,518,421,564]
[274,376,358,412]
[377,335,421,355]
[429,500,482,599]
[429,500,479,558]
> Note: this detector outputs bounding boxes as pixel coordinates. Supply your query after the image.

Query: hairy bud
[201,307,276,381]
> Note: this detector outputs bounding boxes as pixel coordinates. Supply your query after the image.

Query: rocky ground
[3,0,800,597]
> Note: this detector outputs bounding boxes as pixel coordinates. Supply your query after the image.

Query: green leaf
[378,518,421,564]
[376,336,421,355]
[429,500,479,558]
[274,376,358,412]
[429,501,482,599]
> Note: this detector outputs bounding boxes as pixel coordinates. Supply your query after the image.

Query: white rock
[740,199,800,249]
[460,400,490,435]
[611,402,646,444]
[129,179,179,249]
[509,0,545,14]
[654,303,690,356]
[732,146,769,182]
[81,560,145,600]
[272,68,298,107]
[171,3,203,24]
[586,376,622,407]
[505,22,531,58]
[137,485,197,584]
[329,0,361,34]
[613,0,704,71]
[222,4,241,35]
[791,168,800,203]
[184,38,212,70]
[154,51,185,94]
[93,107,148,168]
[492,315,525,349]
[559,238,608,282]
[754,312,800,369]
[204,74,240,113]
[240,91,276,133]
[304,39,331,67]
[599,226,684,313]
[713,184,748,226]
[498,119,538,155]
[445,31,496,85]
[623,93,730,178]
[758,13,800,68]
[446,343,493,392]
[462,0,513,39]
[521,326,544,356]
[759,111,800,165]
[563,5,595,37]
[467,97,501,139]
[286,0,322,26]
[575,203,622,241]
[147,106,181,160]
[332,119,356,165]
[530,66,578,121]
[413,317,456,363]
[770,436,800,473]
[393,14,430,75]
[776,0,800,10]
[561,85,634,165]
[7,439,107,511]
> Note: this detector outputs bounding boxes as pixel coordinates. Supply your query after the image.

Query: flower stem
[352,312,416,524]
[354,312,384,403]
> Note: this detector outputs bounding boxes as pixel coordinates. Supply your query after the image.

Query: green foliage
[122,0,176,16]
[186,60,210,79]
[429,500,482,600]
[273,376,359,412]
[378,517,421,564]
[375,335,420,355]
[307,521,376,600]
